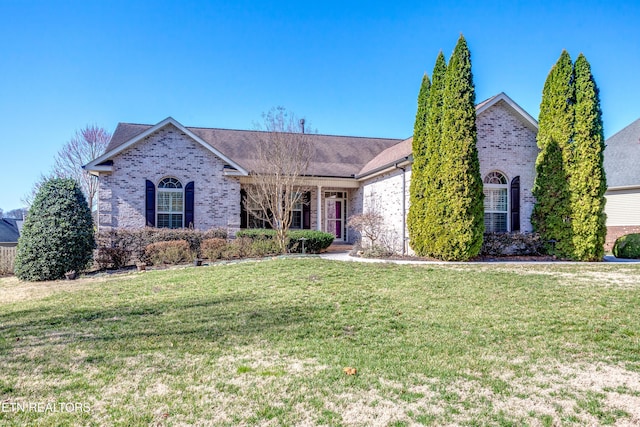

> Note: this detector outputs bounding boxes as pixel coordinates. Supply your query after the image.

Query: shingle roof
[604,118,640,188]
[104,123,403,178]
[0,219,19,243]
[357,93,537,179]
[357,137,412,177]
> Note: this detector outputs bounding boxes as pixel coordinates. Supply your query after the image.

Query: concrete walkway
[319,250,640,264]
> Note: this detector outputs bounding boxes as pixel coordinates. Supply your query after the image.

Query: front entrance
[325,192,346,241]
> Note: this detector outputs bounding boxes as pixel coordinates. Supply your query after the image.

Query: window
[157,178,183,229]
[483,171,508,232]
[246,198,270,229]
[291,193,303,229]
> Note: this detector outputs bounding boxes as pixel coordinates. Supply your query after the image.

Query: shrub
[144,240,192,265]
[250,239,281,257]
[288,230,334,253]
[14,178,95,281]
[95,227,227,263]
[235,229,334,254]
[612,234,640,259]
[201,238,227,260]
[235,229,276,240]
[347,212,386,248]
[95,247,131,270]
[481,233,544,257]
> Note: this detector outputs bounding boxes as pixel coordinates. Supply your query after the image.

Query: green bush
[235,229,276,240]
[14,178,95,281]
[143,240,192,265]
[250,239,281,257]
[236,229,334,254]
[612,234,640,259]
[288,230,334,253]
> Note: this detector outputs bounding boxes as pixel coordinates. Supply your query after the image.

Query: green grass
[1,259,640,425]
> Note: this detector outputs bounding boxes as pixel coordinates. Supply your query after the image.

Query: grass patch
[1,260,640,425]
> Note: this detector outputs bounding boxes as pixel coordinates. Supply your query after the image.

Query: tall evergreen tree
[532,50,575,257]
[570,54,607,261]
[407,73,430,252]
[435,35,484,260]
[417,52,448,257]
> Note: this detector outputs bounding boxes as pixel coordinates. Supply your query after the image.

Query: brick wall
[605,226,640,251]
[358,167,412,254]
[358,100,538,255]
[98,123,241,231]
[477,100,538,232]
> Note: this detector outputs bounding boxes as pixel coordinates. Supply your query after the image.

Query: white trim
[476,92,538,131]
[356,158,412,181]
[324,192,347,241]
[316,185,322,231]
[606,185,640,192]
[483,170,510,232]
[87,165,113,176]
[238,175,360,189]
[84,117,248,175]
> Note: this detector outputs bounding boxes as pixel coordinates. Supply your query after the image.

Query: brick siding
[98,124,241,232]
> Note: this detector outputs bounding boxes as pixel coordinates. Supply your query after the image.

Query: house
[603,118,640,250]
[84,92,539,254]
[0,218,21,247]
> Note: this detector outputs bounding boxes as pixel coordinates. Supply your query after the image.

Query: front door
[325,193,345,241]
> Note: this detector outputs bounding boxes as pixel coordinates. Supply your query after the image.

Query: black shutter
[145,180,156,227]
[302,191,311,229]
[240,189,248,229]
[510,176,520,232]
[185,181,195,228]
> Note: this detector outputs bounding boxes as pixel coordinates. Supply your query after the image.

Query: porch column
[316,185,322,231]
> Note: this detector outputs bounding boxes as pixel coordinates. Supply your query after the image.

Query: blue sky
[1,0,638,210]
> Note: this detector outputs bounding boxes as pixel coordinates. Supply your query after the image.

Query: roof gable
[357,92,537,179]
[84,117,248,175]
[476,92,538,131]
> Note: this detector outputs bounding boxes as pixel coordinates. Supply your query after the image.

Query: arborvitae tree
[570,54,607,261]
[532,50,575,257]
[14,178,95,281]
[417,52,448,257]
[434,35,484,260]
[407,73,430,252]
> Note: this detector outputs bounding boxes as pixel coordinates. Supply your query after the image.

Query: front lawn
[1,260,640,426]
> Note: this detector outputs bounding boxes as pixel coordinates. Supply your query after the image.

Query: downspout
[396,162,407,256]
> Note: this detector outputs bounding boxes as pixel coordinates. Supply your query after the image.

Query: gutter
[355,155,412,181]
[396,162,407,256]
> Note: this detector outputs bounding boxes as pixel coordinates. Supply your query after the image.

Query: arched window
[483,171,508,232]
[157,177,183,229]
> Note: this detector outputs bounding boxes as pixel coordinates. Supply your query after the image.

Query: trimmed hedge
[95,227,227,268]
[235,229,334,253]
[144,240,192,265]
[612,234,640,259]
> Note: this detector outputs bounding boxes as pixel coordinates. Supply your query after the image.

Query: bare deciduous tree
[53,125,111,212]
[22,173,53,208]
[4,208,28,220]
[244,107,314,253]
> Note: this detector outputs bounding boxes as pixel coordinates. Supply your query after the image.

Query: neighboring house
[603,118,640,250]
[84,92,539,253]
[0,218,21,247]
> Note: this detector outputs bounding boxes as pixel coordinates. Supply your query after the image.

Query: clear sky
[1,0,638,211]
